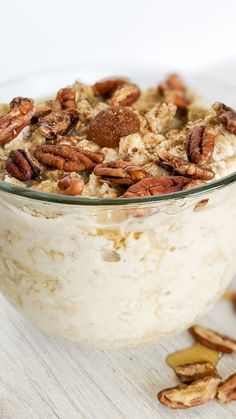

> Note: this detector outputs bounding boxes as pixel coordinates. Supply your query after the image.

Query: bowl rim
[1,65,236,206]
[0,173,236,206]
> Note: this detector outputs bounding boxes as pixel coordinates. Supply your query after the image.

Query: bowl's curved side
[0,180,235,349]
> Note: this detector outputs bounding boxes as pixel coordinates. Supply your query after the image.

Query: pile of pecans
[1,74,236,197]
[157,323,236,409]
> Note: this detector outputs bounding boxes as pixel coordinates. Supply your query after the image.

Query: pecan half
[31,106,52,124]
[38,109,79,139]
[34,144,104,172]
[0,97,35,145]
[92,77,129,98]
[158,74,189,109]
[156,150,215,180]
[213,102,236,135]
[189,325,236,354]
[157,375,222,409]
[122,176,194,198]
[57,174,84,195]
[6,149,41,181]
[164,92,190,109]
[159,74,187,94]
[186,125,216,165]
[175,361,217,383]
[87,106,140,148]
[55,86,76,109]
[94,160,148,186]
[217,373,236,403]
[110,83,140,106]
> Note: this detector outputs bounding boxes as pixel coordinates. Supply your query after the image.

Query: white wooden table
[0,279,235,419]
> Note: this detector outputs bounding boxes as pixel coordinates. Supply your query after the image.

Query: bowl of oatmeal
[0,67,236,349]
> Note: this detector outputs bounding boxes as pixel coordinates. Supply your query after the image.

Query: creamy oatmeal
[1,74,236,198]
[0,74,236,349]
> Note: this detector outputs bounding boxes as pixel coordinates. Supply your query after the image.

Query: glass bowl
[0,66,236,349]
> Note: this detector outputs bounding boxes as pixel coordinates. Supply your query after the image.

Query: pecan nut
[163,92,190,109]
[157,375,222,409]
[57,174,84,195]
[213,102,236,135]
[110,83,140,106]
[94,160,148,186]
[175,361,217,383]
[87,105,140,148]
[158,74,189,109]
[55,86,76,109]
[38,109,79,139]
[189,325,236,354]
[34,144,104,172]
[92,77,129,98]
[158,74,187,94]
[6,149,41,181]
[156,150,215,180]
[122,176,195,198]
[31,106,52,124]
[0,97,35,145]
[186,125,216,165]
[217,373,236,403]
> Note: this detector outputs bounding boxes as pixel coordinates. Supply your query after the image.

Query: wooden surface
[0,279,236,419]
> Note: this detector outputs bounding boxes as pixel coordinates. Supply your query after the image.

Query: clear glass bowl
[0,66,236,349]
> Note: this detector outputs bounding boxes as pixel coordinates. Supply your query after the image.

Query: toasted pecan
[156,150,215,180]
[57,174,84,196]
[157,375,222,409]
[122,175,195,198]
[34,144,104,172]
[164,92,190,109]
[6,149,41,181]
[189,325,236,354]
[110,83,140,106]
[94,160,148,186]
[158,74,189,109]
[92,77,129,98]
[159,74,187,94]
[0,97,35,145]
[175,361,217,383]
[38,109,79,139]
[217,373,236,403]
[186,125,216,165]
[31,106,52,124]
[213,102,236,135]
[55,86,76,109]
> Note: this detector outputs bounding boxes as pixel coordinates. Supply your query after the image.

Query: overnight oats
[0,73,236,348]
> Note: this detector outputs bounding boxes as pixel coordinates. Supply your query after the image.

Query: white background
[1,0,236,81]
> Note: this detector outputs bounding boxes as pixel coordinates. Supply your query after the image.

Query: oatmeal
[1,74,236,198]
[0,74,236,349]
